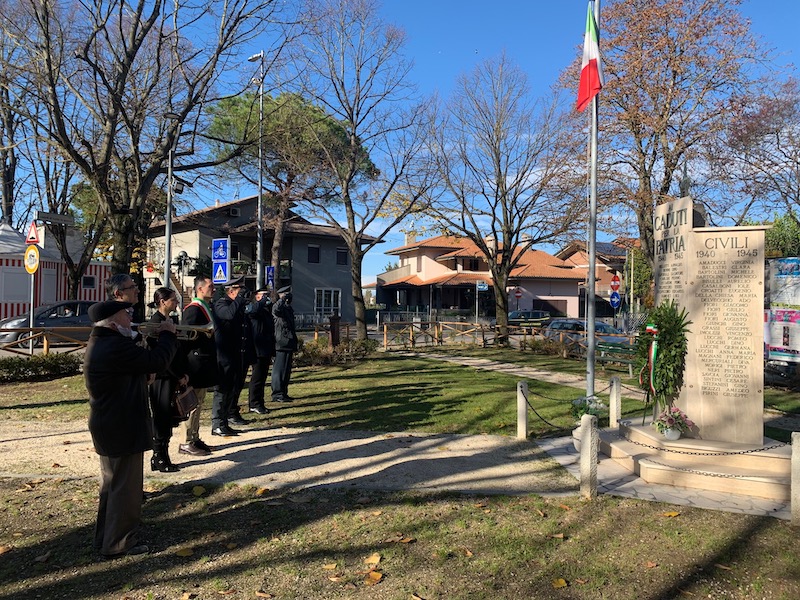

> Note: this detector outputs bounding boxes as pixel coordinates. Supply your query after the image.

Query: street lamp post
[164,112,181,291]
[248,50,265,289]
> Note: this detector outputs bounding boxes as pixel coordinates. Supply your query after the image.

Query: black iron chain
[615,431,788,455]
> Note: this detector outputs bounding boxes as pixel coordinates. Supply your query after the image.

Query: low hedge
[295,337,379,366]
[0,353,83,383]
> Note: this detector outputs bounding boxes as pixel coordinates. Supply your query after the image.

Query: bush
[294,337,378,366]
[0,353,83,383]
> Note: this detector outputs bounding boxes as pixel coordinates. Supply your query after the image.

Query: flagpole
[585,0,600,401]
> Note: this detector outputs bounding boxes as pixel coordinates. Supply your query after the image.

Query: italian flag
[576,2,604,112]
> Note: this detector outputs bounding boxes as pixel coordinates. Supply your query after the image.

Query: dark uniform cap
[89,301,133,323]
[277,286,291,294]
[255,286,270,294]
[226,275,245,286]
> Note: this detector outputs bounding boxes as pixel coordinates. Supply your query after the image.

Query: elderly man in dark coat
[245,287,275,414]
[83,300,177,558]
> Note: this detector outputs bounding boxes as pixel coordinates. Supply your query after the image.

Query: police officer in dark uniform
[246,287,275,414]
[210,276,255,436]
[271,286,298,403]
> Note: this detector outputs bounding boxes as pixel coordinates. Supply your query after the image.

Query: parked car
[507,310,551,332]
[543,318,631,350]
[0,300,95,346]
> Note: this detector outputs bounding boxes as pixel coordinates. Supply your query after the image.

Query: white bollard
[517,381,528,440]
[609,376,621,429]
[580,413,598,500]
[792,432,800,527]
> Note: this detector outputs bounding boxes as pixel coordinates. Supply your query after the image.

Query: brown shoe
[193,439,213,453]
[179,442,211,456]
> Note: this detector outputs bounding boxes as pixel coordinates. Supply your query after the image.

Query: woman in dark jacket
[147,287,189,472]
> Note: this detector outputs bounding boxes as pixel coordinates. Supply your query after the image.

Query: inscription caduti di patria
[654,197,766,445]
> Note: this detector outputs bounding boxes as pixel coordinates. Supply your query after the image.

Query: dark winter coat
[181,300,218,388]
[272,298,298,352]
[246,297,275,359]
[214,293,256,370]
[84,326,178,457]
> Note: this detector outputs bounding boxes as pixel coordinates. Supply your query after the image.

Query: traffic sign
[476,281,488,292]
[34,210,75,226]
[212,237,231,284]
[610,291,621,309]
[266,266,275,288]
[514,288,523,299]
[24,244,40,274]
[26,221,40,245]
[610,274,621,291]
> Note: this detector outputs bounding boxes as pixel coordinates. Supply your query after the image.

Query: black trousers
[271,350,293,400]
[149,377,176,443]
[212,363,245,428]
[248,356,272,408]
[95,453,143,556]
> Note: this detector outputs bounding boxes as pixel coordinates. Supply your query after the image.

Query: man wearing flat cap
[211,275,255,435]
[83,300,177,558]
[271,286,298,403]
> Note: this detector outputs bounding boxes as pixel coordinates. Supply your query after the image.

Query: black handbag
[172,385,199,421]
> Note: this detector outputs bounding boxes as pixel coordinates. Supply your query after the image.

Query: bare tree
[589,0,770,267]
[427,53,584,343]
[709,78,800,220]
[2,0,290,274]
[282,0,434,339]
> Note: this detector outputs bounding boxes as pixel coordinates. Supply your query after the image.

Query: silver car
[0,301,95,346]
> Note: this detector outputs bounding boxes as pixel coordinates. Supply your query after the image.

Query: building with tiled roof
[376,234,587,319]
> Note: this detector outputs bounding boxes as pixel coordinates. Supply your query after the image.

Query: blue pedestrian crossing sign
[266,266,275,288]
[212,237,231,284]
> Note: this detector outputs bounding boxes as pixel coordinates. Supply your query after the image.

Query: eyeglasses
[120,284,138,292]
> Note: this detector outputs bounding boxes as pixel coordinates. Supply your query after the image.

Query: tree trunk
[350,251,367,340]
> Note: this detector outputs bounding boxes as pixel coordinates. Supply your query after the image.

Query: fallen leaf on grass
[575,578,588,585]
[411,594,427,600]
[364,570,383,585]
[255,487,271,496]
[255,592,274,598]
[645,561,658,568]
[371,510,383,516]
[536,509,546,517]
[216,589,237,595]
[714,563,733,571]
[322,563,337,571]
[328,576,345,582]
[51,463,62,468]
[661,511,680,518]
[192,485,206,497]
[175,547,194,557]
[463,548,474,557]
[364,552,381,567]
[552,578,568,589]
[344,583,357,590]
[180,593,197,600]
[34,550,51,563]
[0,545,12,555]
[558,504,572,511]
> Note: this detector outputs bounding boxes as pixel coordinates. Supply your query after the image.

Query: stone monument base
[599,421,791,501]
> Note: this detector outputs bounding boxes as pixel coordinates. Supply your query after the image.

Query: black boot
[151,442,180,473]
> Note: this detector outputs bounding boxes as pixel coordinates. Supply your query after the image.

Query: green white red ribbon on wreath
[639,324,659,396]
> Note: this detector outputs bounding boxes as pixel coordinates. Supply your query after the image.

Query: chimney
[404,231,416,245]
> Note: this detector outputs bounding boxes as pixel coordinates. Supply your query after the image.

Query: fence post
[580,414,598,500]
[609,376,621,429]
[409,322,415,348]
[383,323,388,350]
[792,432,799,527]
[517,381,528,440]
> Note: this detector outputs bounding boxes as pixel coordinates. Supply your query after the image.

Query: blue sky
[352,0,796,282]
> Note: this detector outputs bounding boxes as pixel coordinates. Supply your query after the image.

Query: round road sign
[514,288,523,299]
[610,291,621,309]
[24,244,40,274]
[610,274,621,291]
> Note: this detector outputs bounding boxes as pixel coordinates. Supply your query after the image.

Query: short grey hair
[105,273,133,299]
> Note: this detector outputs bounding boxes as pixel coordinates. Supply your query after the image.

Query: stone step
[611,422,792,474]
[598,426,791,501]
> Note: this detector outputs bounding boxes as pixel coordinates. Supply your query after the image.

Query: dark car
[543,318,631,350]
[0,300,95,346]
[507,310,551,332]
